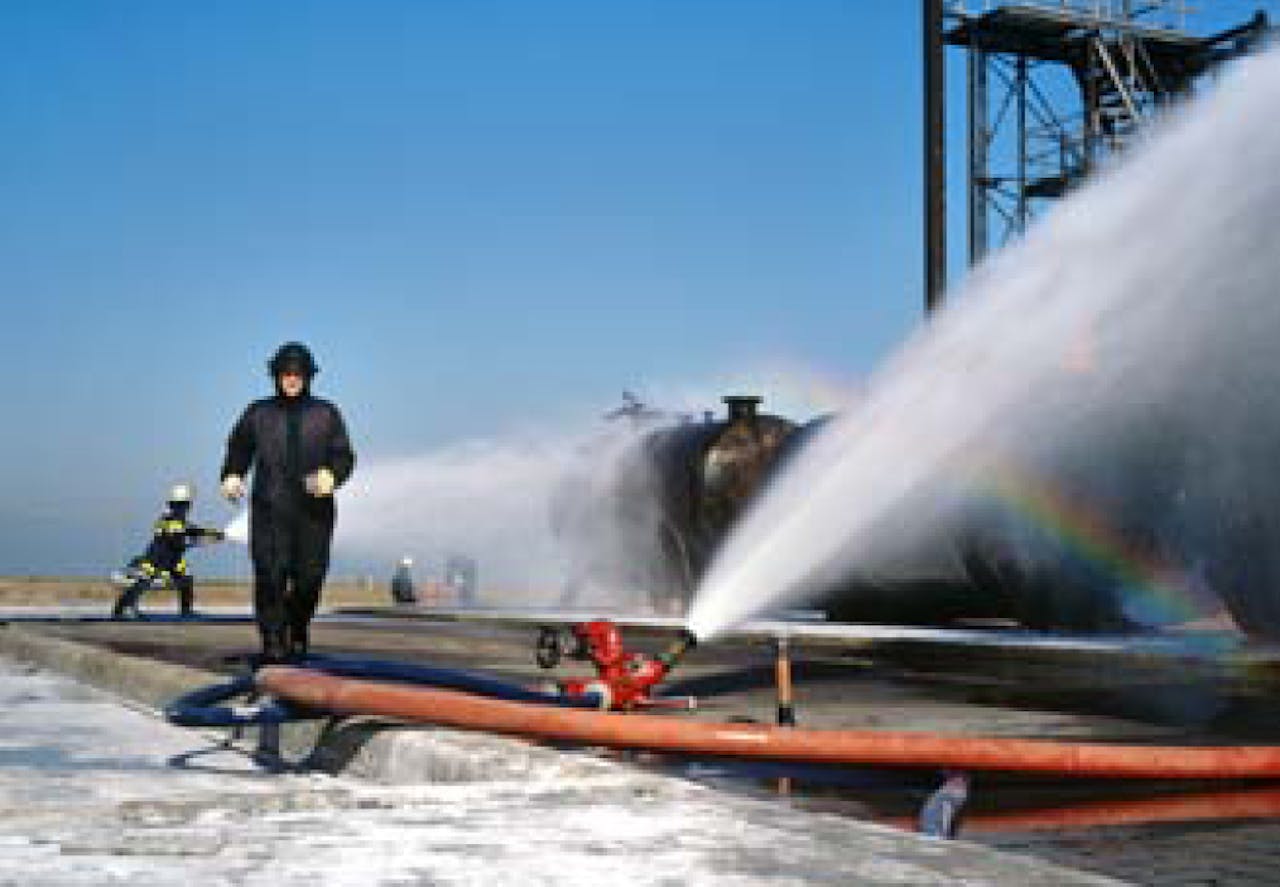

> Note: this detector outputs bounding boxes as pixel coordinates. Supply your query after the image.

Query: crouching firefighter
[220,342,356,664]
[112,483,225,619]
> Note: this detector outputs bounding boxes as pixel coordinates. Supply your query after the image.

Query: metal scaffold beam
[922,0,1270,307]
[925,0,948,313]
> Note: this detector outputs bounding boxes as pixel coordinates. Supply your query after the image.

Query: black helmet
[268,342,319,378]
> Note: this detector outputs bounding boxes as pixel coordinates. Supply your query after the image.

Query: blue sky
[0,1,1270,575]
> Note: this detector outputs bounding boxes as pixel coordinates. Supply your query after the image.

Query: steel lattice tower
[923,1,1269,310]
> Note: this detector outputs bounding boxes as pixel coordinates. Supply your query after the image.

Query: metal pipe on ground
[775,635,796,727]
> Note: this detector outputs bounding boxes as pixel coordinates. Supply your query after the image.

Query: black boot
[259,628,288,666]
[286,622,309,662]
[111,599,141,620]
[112,582,144,620]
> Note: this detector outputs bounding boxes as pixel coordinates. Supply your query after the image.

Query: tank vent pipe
[723,395,762,423]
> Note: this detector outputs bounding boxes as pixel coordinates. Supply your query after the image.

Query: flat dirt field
[0,576,400,610]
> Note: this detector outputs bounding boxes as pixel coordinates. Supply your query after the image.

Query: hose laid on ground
[166,653,600,728]
[298,653,602,707]
[165,674,303,727]
[952,785,1280,833]
[257,664,1280,780]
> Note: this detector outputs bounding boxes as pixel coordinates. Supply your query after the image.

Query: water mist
[689,47,1280,642]
[222,510,249,544]
[331,423,679,608]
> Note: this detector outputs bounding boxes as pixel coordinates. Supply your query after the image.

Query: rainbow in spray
[982,463,1226,630]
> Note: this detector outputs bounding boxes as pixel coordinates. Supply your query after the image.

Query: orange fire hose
[880,785,1280,833]
[258,665,1280,780]
[957,785,1280,832]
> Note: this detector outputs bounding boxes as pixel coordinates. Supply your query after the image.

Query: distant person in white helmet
[220,342,356,663]
[111,483,224,620]
[390,557,417,605]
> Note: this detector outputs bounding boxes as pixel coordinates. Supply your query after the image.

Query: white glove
[220,475,245,502]
[305,467,335,497]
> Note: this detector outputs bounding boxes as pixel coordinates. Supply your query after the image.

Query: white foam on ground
[0,657,1114,885]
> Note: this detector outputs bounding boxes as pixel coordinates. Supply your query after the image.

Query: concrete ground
[1,608,1235,730]
[0,631,1127,886]
[7,604,1280,884]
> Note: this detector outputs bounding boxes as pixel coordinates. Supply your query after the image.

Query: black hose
[164,674,306,727]
[298,653,602,707]
[165,653,602,728]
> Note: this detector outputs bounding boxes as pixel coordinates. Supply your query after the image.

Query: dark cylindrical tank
[640,396,796,609]
[796,407,1259,638]
[559,394,1266,638]
[551,395,796,613]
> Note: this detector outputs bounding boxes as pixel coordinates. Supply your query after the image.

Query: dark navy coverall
[221,394,355,657]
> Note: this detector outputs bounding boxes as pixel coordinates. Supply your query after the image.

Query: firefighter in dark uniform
[220,342,356,663]
[112,483,224,619]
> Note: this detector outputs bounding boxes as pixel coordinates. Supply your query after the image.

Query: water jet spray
[689,44,1280,644]
[222,509,249,544]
